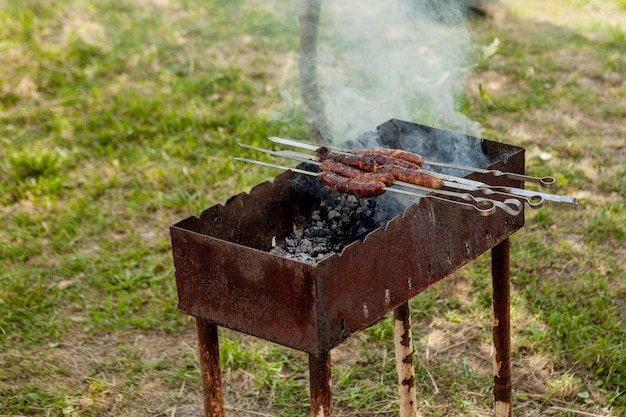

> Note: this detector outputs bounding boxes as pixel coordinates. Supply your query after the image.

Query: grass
[1,0,625,416]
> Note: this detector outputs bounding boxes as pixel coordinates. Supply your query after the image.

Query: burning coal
[270,192,379,264]
[275,164,412,263]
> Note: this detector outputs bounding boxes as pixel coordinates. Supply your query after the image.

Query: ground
[1,0,625,416]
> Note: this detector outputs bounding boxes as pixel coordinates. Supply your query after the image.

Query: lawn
[1,0,625,416]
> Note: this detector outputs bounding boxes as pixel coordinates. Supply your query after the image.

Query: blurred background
[1,0,625,415]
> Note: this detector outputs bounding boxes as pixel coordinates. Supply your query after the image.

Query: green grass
[1,0,626,416]
[468,15,626,403]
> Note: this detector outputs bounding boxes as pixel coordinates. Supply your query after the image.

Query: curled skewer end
[526,195,545,208]
[540,176,557,188]
[501,199,524,216]
[474,200,497,217]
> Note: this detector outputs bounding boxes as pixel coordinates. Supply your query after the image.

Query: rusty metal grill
[170,119,524,416]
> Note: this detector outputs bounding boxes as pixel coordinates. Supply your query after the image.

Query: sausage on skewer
[317,171,386,198]
[316,147,419,171]
[316,147,378,172]
[316,146,442,189]
[376,165,444,189]
[320,159,395,186]
[357,152,420,170]
[355,148,423,167]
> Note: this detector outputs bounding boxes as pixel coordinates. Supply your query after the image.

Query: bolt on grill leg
[196,318,225,417]
[309,350,333,417]
[393,302,421,417]
[492,238,512,417]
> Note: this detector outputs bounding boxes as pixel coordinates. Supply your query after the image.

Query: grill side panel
[171,221,320,353]
[315,197,523,350]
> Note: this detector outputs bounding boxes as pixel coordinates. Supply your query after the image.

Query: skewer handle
[390,188,497,217]
[478,188,545,209]
[425,160,557,188]
[475,197,523,216]
[491,171,556,188]
[486,186,578,206]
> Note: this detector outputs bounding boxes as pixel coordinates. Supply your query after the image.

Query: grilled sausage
[316,146,333,161]
[316,146,419,170]
[357,152,420,170]
[316,147,379,172]
[355,148,423,167]
[317,171,386,198]
[376,165,443,189]
[320,159,395,186]
[316,146,441,189]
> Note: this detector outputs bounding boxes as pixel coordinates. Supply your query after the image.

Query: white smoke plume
[310,0,482,142]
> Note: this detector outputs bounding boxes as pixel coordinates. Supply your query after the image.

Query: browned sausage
[355,148,423,167]
[316,146,333,161]
[317,146,419,170]
[316,147,379,172]
[376,165,443,189]
[320,159,395,186]
[316,146,440,189]
[357,152,420,170]
[317,171,386,198]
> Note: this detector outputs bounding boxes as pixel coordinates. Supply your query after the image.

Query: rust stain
[401,375,415,388]
[494,360,502,378]
[494,400,511,417]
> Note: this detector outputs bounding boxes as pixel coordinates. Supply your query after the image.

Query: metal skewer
[420,160,556,187]
[266,136,578,206]
[234,157,497,216]
[269,147,539,210]
[239,143,524,215]
[269,136,557,188]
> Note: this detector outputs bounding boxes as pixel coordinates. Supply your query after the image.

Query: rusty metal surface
[196,319,225,417]
[309,351,333,417]
[492,239,512,417]
[171,215,320,352]
[314,195,522,351]
[170,120,525,355]
[393,302,419,417]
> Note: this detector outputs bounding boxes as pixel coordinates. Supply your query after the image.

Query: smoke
[258,0,495,233]
[309,0,481,142]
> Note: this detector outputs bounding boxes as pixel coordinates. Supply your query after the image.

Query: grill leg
[393,302,420,417]
[492,238,512,417]
[196,318,226,417]
[309,350,333,417]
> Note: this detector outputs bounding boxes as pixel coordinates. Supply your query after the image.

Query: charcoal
[270,191,382,265]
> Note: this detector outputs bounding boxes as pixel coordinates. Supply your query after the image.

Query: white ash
[270,193,380,265]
